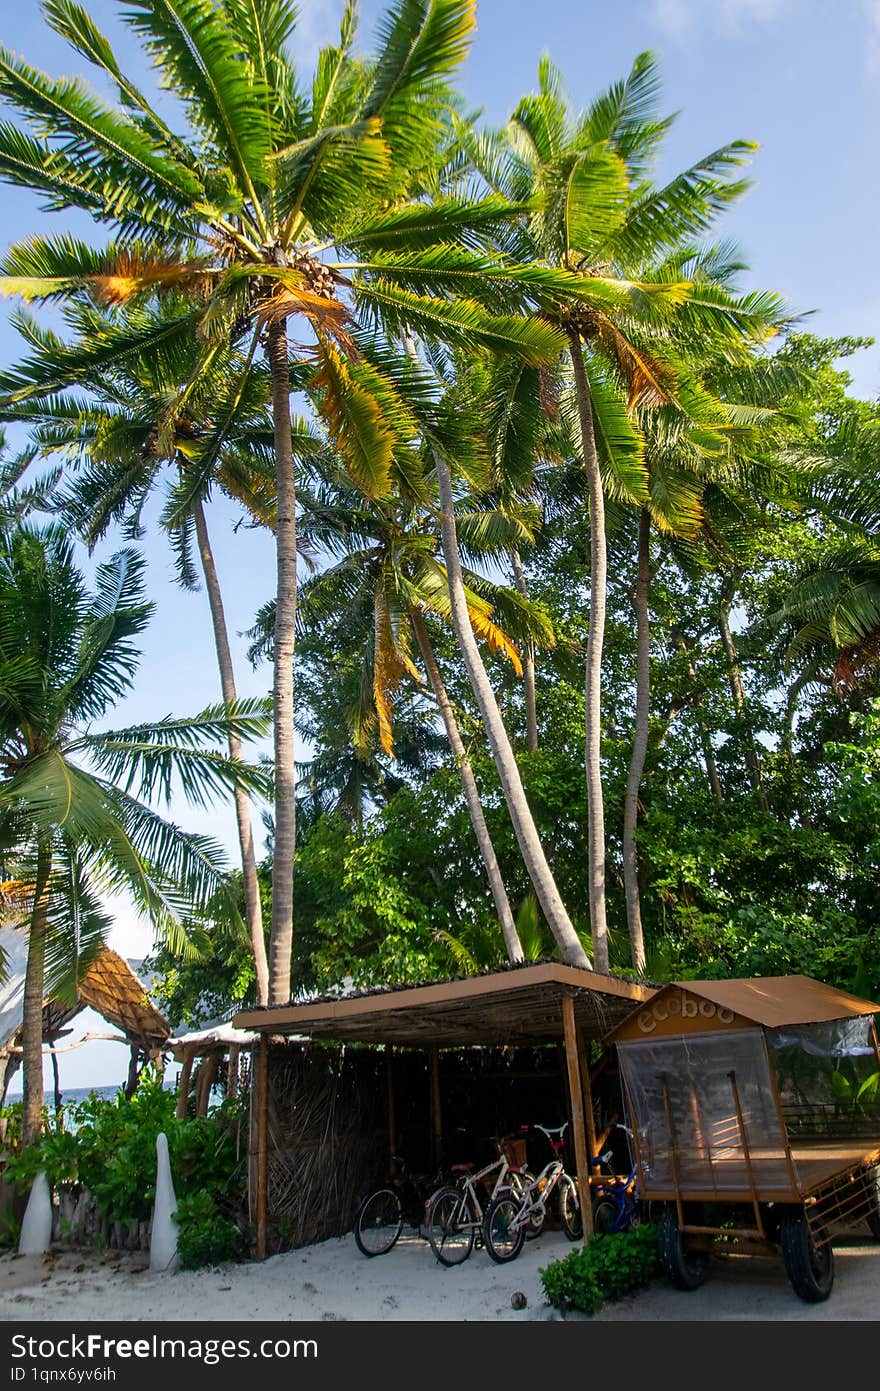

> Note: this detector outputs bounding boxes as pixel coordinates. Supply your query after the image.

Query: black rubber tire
[592,1197,619,1236]
[864,1169,880,1241]
[658,1204,708,1291]
[425,1185,475,1266]
[353,1188,403,1257]
[483,1192,527,1264]
[558,1175,582,1241]
[780,1210,834,1303]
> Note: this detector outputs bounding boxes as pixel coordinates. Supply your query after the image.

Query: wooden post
[50,1048,62,1121]
[728,1069,765,1238]
[386,1047,396,1160]
[226,1045,240,1100]
[256,1037,269,1261]
[176,1045,195,1119]
[576,1027,599,1177]
[561,995,594,1243]
[196,1053,219,1117]
[430,1045,442,1168]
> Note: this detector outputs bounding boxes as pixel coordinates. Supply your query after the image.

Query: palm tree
[454,53,783,969]
[252,472,557,962]
[3,298,326,1005]
[0,0,565,1003]
[0,524,269,1142]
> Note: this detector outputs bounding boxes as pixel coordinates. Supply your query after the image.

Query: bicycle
[425,1135,534,1267]
[354,1155,440,1257]
[590,1123,641,1235]
[481,1122,581,1263]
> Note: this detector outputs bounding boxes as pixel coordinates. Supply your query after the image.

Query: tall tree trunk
[433,448,589,968]
[671,629,724,807]
[410,608,523,962]
[567,329,609,973]
[623,509,650,974]
[22,842,52,1147]
[510,549,538,753]
[267,318,297,1006]
[192,497,269,1006]
[719,577,769,812]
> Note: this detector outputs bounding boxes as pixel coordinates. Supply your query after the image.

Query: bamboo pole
[561,995,594,1243]
[256,1037,269,1261]
[175,1045,195,1119]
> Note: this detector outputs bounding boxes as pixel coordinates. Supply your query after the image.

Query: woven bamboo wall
[249,1044,387,1253]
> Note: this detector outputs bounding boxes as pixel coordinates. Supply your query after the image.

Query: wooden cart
[606,975,880,1302]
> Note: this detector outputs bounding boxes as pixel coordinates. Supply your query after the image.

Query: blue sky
[2,0,879,1089]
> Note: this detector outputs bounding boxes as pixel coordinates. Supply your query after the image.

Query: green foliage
[540,1224,659,1315]
[3,1074,246,1265]
[174,1190,244,1270]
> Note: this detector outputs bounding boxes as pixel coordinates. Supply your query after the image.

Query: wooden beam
[576,1026,599,1177]
[175,1044,195,1120]
[255,1037,269,1261]
[561,994,594,1244]
[195,1053,219,1117]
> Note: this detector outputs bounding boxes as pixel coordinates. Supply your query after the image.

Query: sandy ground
[0,1230,878,1322]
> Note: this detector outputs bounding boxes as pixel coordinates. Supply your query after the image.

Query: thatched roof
[0,926,169,1054]
[234,961,654,1046]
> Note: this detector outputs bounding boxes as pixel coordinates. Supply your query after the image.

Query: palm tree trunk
[266,318,297,1006]
[719,577,769,812]
[511,549,538,753]
[567,329,609,973]
[410,608,523,963]
[433,448,589,968]
[623,509,650,974]
[192,497,269,1006]
[22,842,52,1147]
[671,629,724,806]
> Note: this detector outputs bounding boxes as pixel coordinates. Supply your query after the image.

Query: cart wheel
[658,1204,708,1291]
[864,1169,880,1241]
[780,1211,834,1303]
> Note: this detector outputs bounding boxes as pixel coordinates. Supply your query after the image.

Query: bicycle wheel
[558,1175,582,1241]
[426,1185,475,1266]
[483,1193,527,1264]
[591,1196,619,1236]
[354,1187,403,1257]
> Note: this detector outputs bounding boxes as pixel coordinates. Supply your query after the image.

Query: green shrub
[174,1190,244,1270]
[2,1072,247,1266]
[540,1224,659,1316]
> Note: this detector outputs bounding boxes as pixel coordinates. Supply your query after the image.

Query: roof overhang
[234,962,654,1047]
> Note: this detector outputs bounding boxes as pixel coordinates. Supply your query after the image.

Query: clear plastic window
[769,1019,880,1142]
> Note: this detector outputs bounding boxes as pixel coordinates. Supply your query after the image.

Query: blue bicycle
[590,1123,643,1235]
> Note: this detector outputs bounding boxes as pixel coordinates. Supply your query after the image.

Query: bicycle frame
[446,1152,521,1230]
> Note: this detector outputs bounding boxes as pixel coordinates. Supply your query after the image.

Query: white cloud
[648,0,789,39]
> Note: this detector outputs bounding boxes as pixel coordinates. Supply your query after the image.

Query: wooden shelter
[606,974,880,1300]
[234,961,654,1257]
[0,926,169,1104]
[170,1021,259,1117]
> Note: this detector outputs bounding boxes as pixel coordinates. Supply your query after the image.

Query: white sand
[1,1232,878,1322]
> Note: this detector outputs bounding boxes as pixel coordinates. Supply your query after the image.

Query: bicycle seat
[450,1162,475,1173]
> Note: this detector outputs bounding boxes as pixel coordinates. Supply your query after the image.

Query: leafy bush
[540,1224,659,1316]
[174,1191,244,1269]
[2,1072,247,1266]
